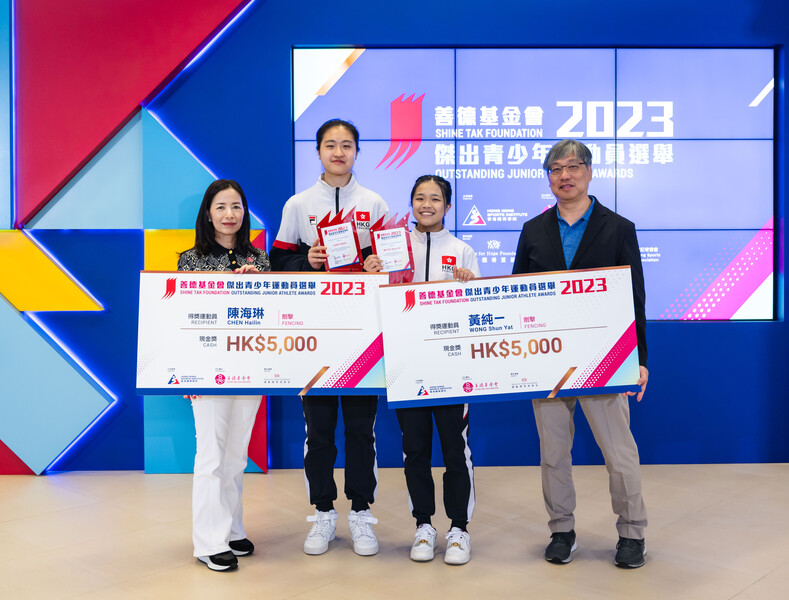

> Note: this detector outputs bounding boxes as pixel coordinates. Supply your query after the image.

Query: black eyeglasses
[548,162,586,176]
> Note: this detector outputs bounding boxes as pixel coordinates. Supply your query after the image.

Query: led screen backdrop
[294,48,775,320]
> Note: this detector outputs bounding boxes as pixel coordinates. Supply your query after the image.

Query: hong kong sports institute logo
[377,93,424,170]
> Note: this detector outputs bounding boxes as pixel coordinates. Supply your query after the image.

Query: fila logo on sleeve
[442,255,456,274]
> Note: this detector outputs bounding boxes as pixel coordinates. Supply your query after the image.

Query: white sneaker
[304,509,337,555]
[444,527,471,565]
[410,524,437,562]
[348,509,379,556]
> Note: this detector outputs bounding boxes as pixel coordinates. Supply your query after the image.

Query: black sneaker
[198,551,239,571]
[614,537,646,568]
[544,530,577,564]
[229,538,255,556]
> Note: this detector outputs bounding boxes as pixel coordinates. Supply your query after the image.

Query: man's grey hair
[543,139,593,171]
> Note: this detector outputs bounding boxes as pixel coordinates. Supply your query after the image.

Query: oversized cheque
[379,266,641,408]
[136,272,388,395]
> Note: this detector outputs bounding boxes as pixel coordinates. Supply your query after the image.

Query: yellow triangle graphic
[0,231,102,311]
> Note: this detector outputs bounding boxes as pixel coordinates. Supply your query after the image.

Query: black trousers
[302,395,378,510]
[396,403,474,527]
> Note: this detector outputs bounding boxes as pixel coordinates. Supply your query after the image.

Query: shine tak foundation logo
[377,93,425,170]
[162,277,177,299]
[402,289,416,313]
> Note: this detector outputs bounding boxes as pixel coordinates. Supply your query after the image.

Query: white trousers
[191,395,262,557]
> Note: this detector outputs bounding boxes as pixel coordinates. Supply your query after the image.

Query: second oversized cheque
[378,267,642,408]
[136,272,389,395]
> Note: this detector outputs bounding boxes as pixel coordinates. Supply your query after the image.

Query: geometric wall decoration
[141,109,216,229]
[25,230,144,473]
[27,113,143,230]
[20,229,143,472]
[143,6,282,236]
[0,437,35,475]
[0,0,10,229]
[0,297,112,474]
[14,0,251,226]
[0,230,103,312]
[143,395,209,473]
[4,0,258,475]
[144,229,195,271]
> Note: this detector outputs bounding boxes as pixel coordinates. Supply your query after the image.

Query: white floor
[0,464,787,599]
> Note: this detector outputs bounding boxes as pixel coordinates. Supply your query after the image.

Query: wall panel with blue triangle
[0,0,9,229]
[0,1,266,474]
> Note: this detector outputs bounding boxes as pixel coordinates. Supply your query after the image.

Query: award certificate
[318,222,361,270]
[137,272,388,395]
[371,227,411,273]
[378,267,641,408]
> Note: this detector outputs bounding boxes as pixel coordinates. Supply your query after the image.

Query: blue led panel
[616,49,774,139]
[293,48,775,320]
[294,49,454,142]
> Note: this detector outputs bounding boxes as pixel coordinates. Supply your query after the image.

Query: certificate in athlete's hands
[371,227,411,273]
[318,221,362,270]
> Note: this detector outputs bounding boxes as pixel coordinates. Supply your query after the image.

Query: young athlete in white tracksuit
[367,174,478,565]
[270,119,389,557]
[269,174,388,271]
[179,179,269,572]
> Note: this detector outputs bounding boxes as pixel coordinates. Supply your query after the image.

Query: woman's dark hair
[316,118,360,152]
[410,174,452,206]
[187,179,256,256]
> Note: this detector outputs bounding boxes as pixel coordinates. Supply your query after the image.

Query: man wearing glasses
[512,139,649,569]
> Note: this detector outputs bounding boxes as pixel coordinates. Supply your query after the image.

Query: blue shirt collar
[557,196,595,226]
